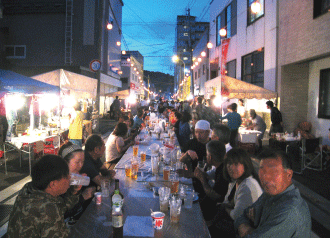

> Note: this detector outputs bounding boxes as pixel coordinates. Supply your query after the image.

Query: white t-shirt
[105,133,125,162]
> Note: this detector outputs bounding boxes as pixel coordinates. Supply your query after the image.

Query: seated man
[194,140,229,222]
[7,155,79,238]
[235,149,311,238]
[179,120,210,171]
[247,109,266,149]
[211,124,232,152]
[80,134,116,188]
[132,109,145,130]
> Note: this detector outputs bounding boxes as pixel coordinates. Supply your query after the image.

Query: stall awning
[32,69,98,99]
[0,69,59,94]
[105,89,129,99]
[205,75,277,99]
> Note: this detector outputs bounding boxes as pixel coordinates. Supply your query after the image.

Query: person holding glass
[208,148,262,237]
[58,142,96,225]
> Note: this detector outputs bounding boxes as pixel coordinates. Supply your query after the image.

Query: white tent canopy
[32,69,97,99]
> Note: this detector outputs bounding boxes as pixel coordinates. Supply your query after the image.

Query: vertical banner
[220,38,231,96]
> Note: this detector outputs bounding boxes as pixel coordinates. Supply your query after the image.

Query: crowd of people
[6,96,312,238]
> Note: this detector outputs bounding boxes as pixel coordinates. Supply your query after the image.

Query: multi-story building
[207,0,277,95]
[191,27,210,96]
[174,11,209,95]
[0,0,123,113]
[121,51,145,100]
[278,0,330,143]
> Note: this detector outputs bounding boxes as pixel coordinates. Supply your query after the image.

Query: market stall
[0,69,60,174]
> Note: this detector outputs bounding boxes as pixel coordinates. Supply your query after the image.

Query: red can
[95,192,102,205]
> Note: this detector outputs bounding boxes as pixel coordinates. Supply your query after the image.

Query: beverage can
[95,192,102,205]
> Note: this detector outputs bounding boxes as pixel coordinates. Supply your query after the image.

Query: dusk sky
[121,0,212,76]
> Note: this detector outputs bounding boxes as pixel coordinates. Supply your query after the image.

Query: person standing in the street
[112,96,121,120]
[68,103,84,147]
[266,100,283,135]
[220,103,242,148]
[247,109,266,150]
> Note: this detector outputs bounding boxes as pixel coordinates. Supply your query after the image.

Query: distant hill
[144,70,174,93]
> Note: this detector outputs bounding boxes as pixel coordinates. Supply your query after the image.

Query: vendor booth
[32,69,97,138]
[0,69,60,174]
[205,75,278,154]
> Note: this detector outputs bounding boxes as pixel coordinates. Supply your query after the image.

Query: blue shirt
[234,184,311,238]
[220,112,242,130]
[132,115,144,130]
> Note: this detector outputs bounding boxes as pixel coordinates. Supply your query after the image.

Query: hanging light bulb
[207,42,213,49]
[219,28,227,37]
[116,41,121,46]
[201,51,206,57]
[106,22,113,30]
[198,58,202,62]
[127,58,131,62]
[122,50,126,55]
[251,0,261,14]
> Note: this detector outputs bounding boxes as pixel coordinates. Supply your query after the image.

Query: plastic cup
[151,156,159,175]
[94,192,102,205]
[170,175,179,194]
[169,197,182,223]
[151,212,165,230]
[125,164,132,177]
[184,189,194,209]
[133,145,139,156]
[131,166,138,180]
[101,179,110,197]
[163,166,170,181]
[70,173,90,186]
[140,151,146,162]
[158,187,171,213]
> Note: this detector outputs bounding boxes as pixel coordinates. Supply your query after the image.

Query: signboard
[130,82,135,90]
[89,59,101,72]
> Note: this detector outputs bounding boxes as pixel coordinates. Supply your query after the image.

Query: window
[247,0,264,25]
[184,33,189,36]
[5,45,26,59]
[314,0,330,18]
[195,71,197,80]
[183,57,188,60]
[216,0,237,46]
[198,68,201,78]
[242,49,264,87]
[203,64,206,75]
[318,68,330,119]
[226,59,236,78]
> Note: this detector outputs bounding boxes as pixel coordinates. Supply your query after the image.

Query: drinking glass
[133,145,139,156]
[163,166,170,181]
[140,151,146,162]
[169,196,182,223]
[184,188,194,209]
[170,174,179,194]
[125,164,132,177]
[131,166,138,180]
[158,187,171,213]
[101,179,110,197]
[151,156,159,175]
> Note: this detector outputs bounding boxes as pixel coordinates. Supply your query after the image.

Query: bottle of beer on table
[111,179,124,207]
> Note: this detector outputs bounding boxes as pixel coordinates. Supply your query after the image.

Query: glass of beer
[125,164,132,177]
[140,151,146,162]
[133,145,139,157]
[163,166,170,181]
[131,167,138,180]
[170,174,179,194]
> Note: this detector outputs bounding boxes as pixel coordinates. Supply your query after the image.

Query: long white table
[69,130,210,237]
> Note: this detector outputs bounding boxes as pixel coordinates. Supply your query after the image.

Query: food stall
[32,69,97,138]
[105,89,130,117]
[0,69,60,174]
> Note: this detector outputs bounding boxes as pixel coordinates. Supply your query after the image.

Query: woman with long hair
[209,148,262,237]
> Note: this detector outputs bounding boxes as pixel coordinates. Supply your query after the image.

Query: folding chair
[300,137,323,172]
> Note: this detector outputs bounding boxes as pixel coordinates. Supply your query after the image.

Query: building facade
[0,0,123,114]
[207,0,277,96]
[278,0,330,143]
[121,51,145,100]
[174,11,209,95]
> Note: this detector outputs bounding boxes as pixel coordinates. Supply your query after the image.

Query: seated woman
[105,122,134,165]
[209,148,262,237]
[58,142,96,225]
[177,111,191,149]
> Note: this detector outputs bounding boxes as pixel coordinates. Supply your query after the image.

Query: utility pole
[148,75,150,100]
[187,8,194,97]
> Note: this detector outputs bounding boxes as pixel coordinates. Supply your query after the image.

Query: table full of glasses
[69,126,210,238]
